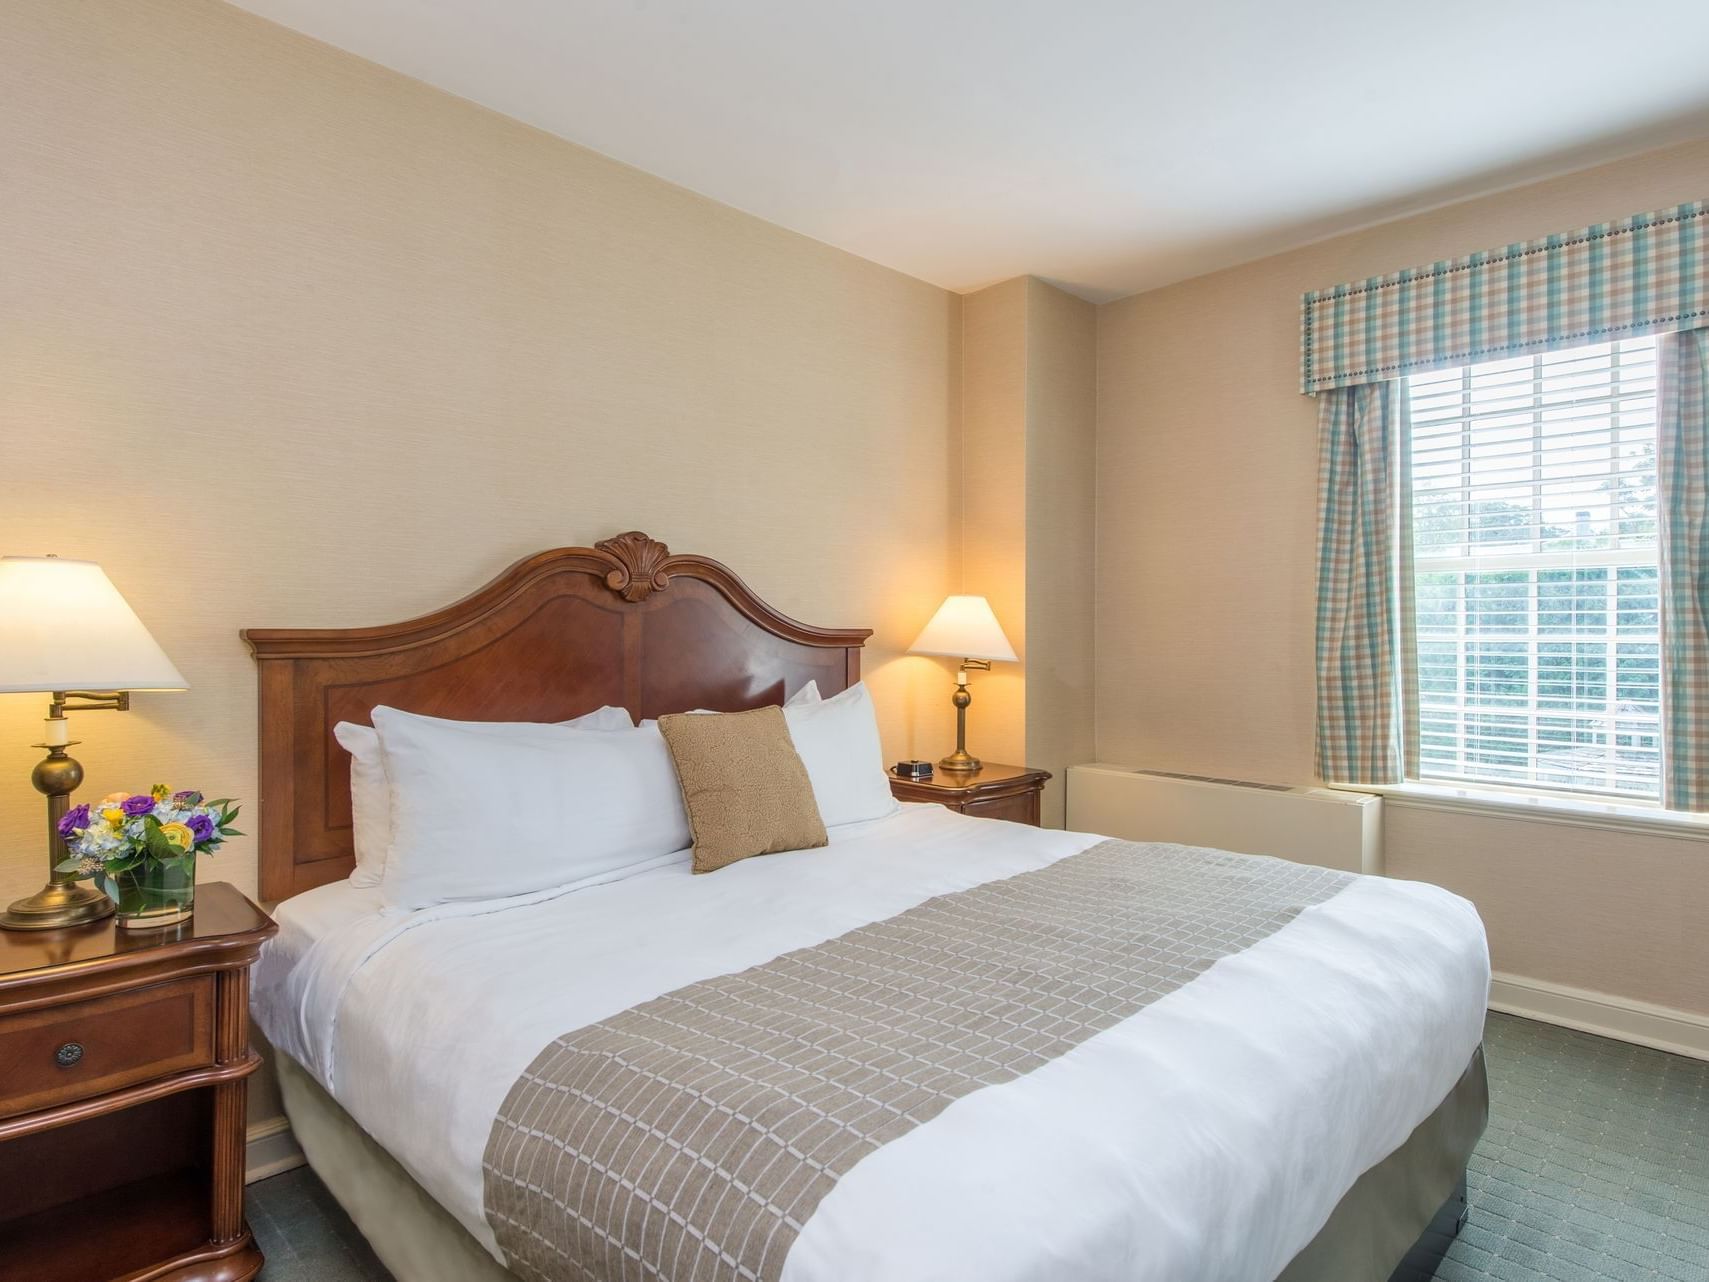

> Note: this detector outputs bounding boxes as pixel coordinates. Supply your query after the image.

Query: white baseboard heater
[1066,764,1382,874]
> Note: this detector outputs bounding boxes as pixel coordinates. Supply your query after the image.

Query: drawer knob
[54,1041,84,1068]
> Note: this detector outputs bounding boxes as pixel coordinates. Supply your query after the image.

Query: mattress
[252,803,1490,1282]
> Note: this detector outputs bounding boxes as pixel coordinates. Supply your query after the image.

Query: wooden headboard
[242,532,870,901]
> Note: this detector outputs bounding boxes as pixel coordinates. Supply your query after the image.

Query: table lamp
[909,594,1017,773]
[0,556,188,930]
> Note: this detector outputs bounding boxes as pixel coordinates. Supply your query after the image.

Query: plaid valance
[1301,201,1709,393]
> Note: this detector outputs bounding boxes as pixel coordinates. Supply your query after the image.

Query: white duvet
[252,804,1489,1282]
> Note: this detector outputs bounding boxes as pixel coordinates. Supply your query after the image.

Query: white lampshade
[0,557,188,694]
[908,594,1018,663]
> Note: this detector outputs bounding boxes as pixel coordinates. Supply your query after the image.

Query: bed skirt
[271,1043,1488,1282]
[1278,1045,1487,1281]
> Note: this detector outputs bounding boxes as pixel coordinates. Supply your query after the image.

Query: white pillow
[335,705,632,889]
[780,682,897,828]
[638,679,822,728]
[370,708,690,911]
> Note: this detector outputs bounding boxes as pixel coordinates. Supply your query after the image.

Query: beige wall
[11,0,1705,1154]
[1383,805,1709,1015]
[1023,281,1097,826]
[957,279,1030,768]
[1096,137,1709,1015]
[958,278,1096,824]
[0,0,963,914]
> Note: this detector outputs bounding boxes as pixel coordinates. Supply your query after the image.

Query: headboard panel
[242,532,870,901]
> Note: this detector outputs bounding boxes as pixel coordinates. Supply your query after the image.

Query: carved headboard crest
[598,530,674,602]
[243,532,870,901]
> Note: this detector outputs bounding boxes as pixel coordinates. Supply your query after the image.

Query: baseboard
[246,1115,306,1184]
[1489,972,1709,1062]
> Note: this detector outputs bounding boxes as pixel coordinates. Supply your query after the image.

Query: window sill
[1328,780,1709,841]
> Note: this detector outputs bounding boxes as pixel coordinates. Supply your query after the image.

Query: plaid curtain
[1660,327,1709,811]
[1302,201,1708,393]
[1315,381,1415,784]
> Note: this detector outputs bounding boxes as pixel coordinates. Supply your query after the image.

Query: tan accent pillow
[658,706,829,874]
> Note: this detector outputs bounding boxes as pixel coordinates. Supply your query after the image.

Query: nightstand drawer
[0,975,215,1118]
[888,763,1050,827]
[962,791,1041,825]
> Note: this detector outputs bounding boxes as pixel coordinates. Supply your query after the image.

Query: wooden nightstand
[0,882,276,1282]
[889,763,1051,826]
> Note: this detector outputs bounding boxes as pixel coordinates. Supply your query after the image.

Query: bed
[244,531,1490,1282]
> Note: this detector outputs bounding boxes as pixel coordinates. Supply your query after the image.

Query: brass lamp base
[2,878,114,931]
[938,659,990,776]
[3,702,122,932]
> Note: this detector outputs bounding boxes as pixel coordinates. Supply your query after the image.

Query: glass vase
[110,859,196,929]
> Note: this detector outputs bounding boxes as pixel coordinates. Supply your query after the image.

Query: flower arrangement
[56,786,241,924]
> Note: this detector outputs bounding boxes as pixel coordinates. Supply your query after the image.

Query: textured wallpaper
[0,0,964,909]
[1095,137,1709,1016]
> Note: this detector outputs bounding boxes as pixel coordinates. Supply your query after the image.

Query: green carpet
[1436,1012,1709,1281]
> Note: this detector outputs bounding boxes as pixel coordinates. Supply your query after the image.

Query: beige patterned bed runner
[483,839,1351,1282]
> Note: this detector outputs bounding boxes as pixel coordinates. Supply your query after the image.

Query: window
[1409,338,1660,799]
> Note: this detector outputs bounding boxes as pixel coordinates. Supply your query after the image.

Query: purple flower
[121,794,156,817]
[57,803,91,838]
[187,813,216,844]
[172,790,203,806]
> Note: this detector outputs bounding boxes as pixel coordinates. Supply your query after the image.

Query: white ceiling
[228,0,1709,302]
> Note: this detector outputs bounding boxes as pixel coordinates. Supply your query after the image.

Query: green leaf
[54,857,84,874]
[220,828,245,839]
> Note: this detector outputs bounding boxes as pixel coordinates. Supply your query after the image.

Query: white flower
[72,818,132,858]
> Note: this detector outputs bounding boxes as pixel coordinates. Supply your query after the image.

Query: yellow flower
[150,784,170,801]
[158,822,195,853]
[101,808,126,825]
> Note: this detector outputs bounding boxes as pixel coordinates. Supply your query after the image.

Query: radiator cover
[1066,764,1382,874]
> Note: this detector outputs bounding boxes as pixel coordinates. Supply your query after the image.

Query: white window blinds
[1409,338,1661,799]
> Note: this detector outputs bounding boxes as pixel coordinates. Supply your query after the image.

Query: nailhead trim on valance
[1301,201,1708,393]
